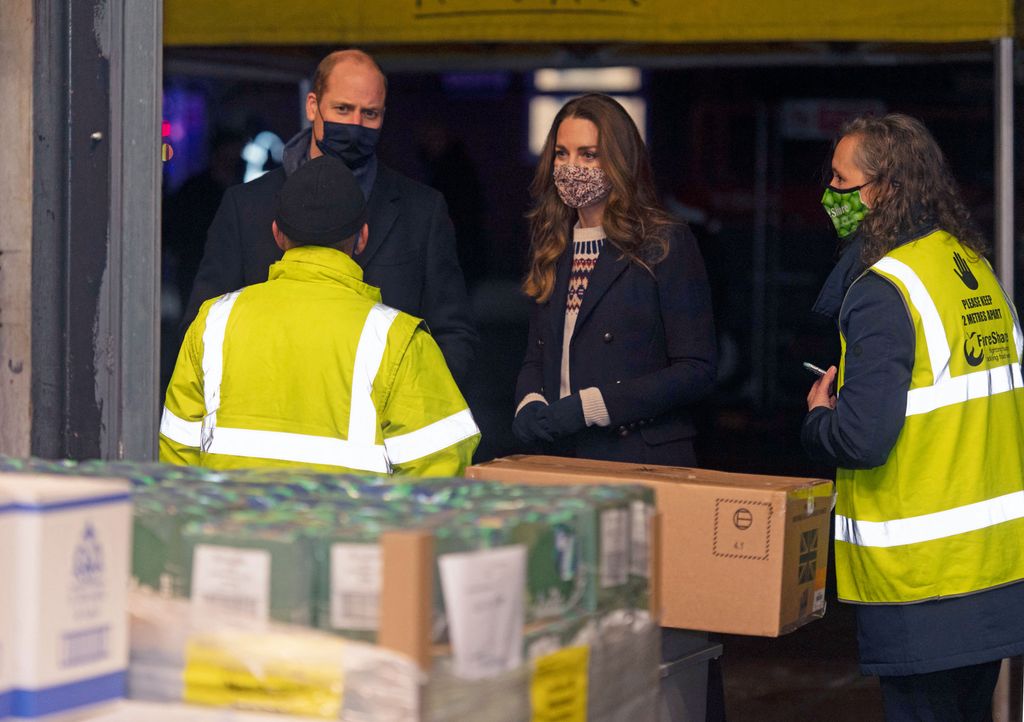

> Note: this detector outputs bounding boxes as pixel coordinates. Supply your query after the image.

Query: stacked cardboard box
[0,473,131,720]
[0,489,12,720]
[468,455,835,637]
[0,457,661,721]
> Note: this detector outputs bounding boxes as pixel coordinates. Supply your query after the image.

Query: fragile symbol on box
[713,499,771,560]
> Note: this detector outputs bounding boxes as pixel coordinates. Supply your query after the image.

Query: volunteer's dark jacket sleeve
[801,273,915,468]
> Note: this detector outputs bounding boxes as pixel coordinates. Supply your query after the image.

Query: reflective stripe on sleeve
[205,426,390,474]
[348,304,400,447]
[836,490,1024,548]
[384,408,480,465]
[159,407,202,447]
[201,291,241,449]
[873,257,951,385]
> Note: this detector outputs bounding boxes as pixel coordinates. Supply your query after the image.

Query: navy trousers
[878,660,1001,722]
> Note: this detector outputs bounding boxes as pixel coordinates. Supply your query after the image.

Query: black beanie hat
[275,155,367,246]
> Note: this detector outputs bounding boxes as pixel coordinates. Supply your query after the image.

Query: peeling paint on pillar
[66,0,111,458]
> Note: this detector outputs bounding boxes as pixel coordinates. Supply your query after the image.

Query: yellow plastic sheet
[183,633,344,719]
[531,645,589,722]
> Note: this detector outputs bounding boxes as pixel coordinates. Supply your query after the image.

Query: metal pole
[994,36,1014,300]
[992,34,1020,722]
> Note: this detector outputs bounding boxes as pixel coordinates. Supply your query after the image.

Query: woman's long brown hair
[523,94,676,302]
[839,114,987,265]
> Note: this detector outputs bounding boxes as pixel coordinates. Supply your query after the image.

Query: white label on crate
[629,501,652,578]
[439,545,526,680]
[191,545,270,625]
[600,509,629,589]
[813,589,826,613]
[330,543,381,631]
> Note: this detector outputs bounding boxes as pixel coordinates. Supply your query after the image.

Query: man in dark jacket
[182,49,476,385]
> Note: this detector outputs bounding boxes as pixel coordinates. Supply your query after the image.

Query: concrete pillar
[0,0,34,456]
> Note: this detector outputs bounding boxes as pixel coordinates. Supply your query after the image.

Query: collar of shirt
[811,237,866,321]
[268,245,382,303]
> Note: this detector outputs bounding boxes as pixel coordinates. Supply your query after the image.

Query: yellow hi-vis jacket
[835,230,1024,604]
[159,246,480,476]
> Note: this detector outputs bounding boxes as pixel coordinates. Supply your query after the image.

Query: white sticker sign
[191,544,270,626]
[439,545,526,680]
[330,543,381,631]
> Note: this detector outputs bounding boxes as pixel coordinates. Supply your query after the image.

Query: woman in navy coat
[513,94,717,466]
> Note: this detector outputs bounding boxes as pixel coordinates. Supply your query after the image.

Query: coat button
[617,426,630,437]
[603,332,614,343]
[537,338,545,347]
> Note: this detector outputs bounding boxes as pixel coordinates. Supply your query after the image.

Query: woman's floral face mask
[553,164,612,209]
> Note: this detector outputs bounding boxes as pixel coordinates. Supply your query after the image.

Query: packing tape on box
[787,484,836,520]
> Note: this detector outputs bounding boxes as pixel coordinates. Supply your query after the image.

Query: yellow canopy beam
[165,0,1013,47]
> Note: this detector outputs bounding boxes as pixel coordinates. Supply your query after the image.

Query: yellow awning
[165,0,1013,47]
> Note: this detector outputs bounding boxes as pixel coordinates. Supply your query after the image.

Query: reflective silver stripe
[385,408,480,465]
[201,291,241,449]
[347,304,400,448]
[836,490,1024,548]
[873,257,1024,417]
[906,362,1024,416]
[872,257,950,385]
[205,426,390,474]
[159,407,202,447]
[198,295,404,473]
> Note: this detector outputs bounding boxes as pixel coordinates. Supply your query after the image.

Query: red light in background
[162,120,171,137]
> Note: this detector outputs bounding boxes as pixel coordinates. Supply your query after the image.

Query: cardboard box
[467,456,834,637]
[0,475,132,719]
[0,490,12,720]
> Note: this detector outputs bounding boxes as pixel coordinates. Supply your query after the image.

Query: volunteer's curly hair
[838,113,987,265]
[523,94,676,302]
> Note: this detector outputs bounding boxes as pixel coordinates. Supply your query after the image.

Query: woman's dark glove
[536,395,586,439]
[513,401,553,445]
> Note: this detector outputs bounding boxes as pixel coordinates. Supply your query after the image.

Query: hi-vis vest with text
[159,271,478,476]
[836,230,1024,604]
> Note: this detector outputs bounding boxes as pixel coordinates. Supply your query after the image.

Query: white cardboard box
[0,489,13,720]
[0,475,131,719]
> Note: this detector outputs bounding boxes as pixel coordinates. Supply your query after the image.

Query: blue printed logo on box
[73,523,104,587]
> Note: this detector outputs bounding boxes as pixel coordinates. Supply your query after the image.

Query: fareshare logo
[964,331,985,367]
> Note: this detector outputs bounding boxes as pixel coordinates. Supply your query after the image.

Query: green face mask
[821,185,869,238]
